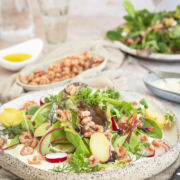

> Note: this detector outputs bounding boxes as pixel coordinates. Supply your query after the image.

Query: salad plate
[0,84,179,180]
[106,1,180,62]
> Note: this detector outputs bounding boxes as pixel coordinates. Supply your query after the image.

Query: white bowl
[0,38,43,71]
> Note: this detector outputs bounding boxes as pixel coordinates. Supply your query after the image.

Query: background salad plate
[107,40,180,62]
[0,87,179,180]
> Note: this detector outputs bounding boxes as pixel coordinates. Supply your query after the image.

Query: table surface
[0,0,180,179]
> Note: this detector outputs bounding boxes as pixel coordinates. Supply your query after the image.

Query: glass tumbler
[0,0,34,41]
[38,0,70,44]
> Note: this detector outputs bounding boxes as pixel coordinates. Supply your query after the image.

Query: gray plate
[144,71,180,103]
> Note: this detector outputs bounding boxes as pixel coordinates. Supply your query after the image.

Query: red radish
[162,143,170,152]
[123,112,137,145]
[39,127,64,155]
[138,149,155,158]
[111,117,119,131]
[45,153,67,163]
[51,137,67,144]
[40,98,44,106]
[1,143,19,151]
[124,116,135,134]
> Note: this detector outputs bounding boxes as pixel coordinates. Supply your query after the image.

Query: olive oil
[3,53,32,62]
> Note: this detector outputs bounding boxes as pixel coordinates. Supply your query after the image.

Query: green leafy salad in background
[106,0,180,54]
[0,83,175,173]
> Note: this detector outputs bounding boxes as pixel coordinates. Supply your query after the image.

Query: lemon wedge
[145,109,165,129]
[0,108,23,127]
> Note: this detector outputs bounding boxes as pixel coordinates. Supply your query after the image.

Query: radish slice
[137,149,155,158]
[39,127,64,155]
[1,143,19,151]
[46,153,67,163]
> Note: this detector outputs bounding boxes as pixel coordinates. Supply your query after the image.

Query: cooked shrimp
[20,101,38,111]
[26,115,32,120]
[84,132,93,138]
[88,155,99,168]
[139,135,148,142]
[19,132,32,145]
[152,140,163,148]
[93,125,104,133]
[117,117,127,129]
[116,146,128,160]
[67,154,71,163]
[29,138,38,148]
[88,121,95,128]
[147,144,155,152]
[64,110,72,121]
[28,155,43,165]
[79,111,91,118]
[0,138,7,148]
[67,125,73,130]
[104,132,112,140]
[65,85,79,96]
[20,146,34,156]
[81,116,92,125]
[57,110,67,122]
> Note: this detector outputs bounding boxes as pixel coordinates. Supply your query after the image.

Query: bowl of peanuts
[17,52,107,91]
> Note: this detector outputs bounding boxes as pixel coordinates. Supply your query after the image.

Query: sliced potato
[145,109,165,129]
[0,108,23,127]
[90,132,110,162]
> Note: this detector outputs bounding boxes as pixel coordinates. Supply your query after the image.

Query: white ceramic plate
[0,87,179,180]
[108,40,180,62]
[17,54,107,91]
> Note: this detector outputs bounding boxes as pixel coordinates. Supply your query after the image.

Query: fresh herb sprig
[0,125,22,138]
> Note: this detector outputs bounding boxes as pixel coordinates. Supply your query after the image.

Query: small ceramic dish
[0,38,43,71]
[17,53,107,91]
[144,71,180,103]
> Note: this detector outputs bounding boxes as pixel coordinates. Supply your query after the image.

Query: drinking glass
[0,0,34,41]
[38,0,70,44]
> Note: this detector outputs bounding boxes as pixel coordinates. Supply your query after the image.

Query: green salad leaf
[0,125,22,138]
[21,112,34,133]
[6,135,20,150]
[123,0,135,18]
[31,103,52,128]
[142,118,162,139]
[27,106,39,115]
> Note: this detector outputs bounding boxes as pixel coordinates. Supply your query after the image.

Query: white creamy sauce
[7,145,62,171]
[151,78,180,94]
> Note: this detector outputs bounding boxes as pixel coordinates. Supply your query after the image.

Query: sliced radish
[138,149,155,158]
[51,137,67,144]
[1,143,19,151]
[39,127,64,155]
[46,153,67,163]
[163,142,170,152]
